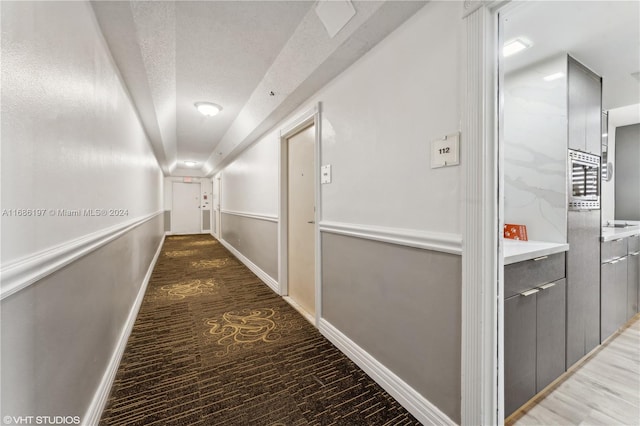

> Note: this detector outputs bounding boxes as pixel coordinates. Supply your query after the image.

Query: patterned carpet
[100,234,421,426]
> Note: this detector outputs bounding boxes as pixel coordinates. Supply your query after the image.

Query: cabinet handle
[533,256,548,261]
[520,288,540,297]
[538,282,556,290]
[631,252,640,256]
[610,259,620,264]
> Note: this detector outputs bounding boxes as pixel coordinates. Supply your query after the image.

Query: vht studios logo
[3,415,80,425]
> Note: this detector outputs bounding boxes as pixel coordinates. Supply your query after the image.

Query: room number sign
[431,132,460,168]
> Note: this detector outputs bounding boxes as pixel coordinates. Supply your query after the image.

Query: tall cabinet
[568,57,602,155]
[566,56,602,368]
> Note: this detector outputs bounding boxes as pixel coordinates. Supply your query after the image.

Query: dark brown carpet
[100,234,421,426]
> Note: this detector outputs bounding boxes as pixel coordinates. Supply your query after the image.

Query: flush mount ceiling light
[503,38,531,57]
[543,72,565,81]
[194,102,222,117]
[184,160,198,167]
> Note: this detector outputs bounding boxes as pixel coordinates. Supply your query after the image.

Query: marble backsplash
[504,55,568,243]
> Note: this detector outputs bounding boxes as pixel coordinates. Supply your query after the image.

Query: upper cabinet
[568,57,602,155]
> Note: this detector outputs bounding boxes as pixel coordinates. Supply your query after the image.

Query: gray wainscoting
[221,213,278,280]
[321,232,462,423]
[0,214,164,420]
[202,210,211,231]
[164,210,171,232]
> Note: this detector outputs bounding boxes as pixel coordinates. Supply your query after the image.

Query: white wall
[315,3,462,233]
[220,134,279,216]
[1,1,164,422]
[1,1,162,265]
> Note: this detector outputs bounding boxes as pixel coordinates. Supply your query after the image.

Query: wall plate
[321,164,332,184]
[431,132,460,168]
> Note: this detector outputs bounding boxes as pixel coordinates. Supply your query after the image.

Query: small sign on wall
[431,132,460,168]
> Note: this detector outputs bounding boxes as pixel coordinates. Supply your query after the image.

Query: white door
[172,182,201,234]
[287,125,316,317]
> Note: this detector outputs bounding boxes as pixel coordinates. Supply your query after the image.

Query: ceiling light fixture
[194,102,222,117]
[184,160,198,167]
[503,38,531,57]
[543,72,565,81]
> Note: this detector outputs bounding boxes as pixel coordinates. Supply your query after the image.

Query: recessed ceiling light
[543,72,565,81]
[503,38,531,57]
[194,102,222,117]
[184,160,198,167]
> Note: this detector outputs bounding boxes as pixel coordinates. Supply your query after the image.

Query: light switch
[321,164,332,184]
[431,132,460,168]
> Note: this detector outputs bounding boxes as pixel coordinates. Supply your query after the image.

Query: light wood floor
[508,315,640,426]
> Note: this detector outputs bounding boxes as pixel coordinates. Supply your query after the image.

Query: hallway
[2,1,639,424]
[100,235,419,425]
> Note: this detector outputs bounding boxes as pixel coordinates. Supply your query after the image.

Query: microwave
[568,149,600,210]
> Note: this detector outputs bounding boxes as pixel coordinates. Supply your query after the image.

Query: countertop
[504,239,570,265]
[601,220,640,241]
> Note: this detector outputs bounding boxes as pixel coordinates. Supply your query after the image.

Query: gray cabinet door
[616,257,629,329]
[601,258,628,341]
[505,294,537,417]
[601,261,616,340]
[568,57,602,155]
[629,253,639,319]
[536,279,566,391]
[567,210,601,367]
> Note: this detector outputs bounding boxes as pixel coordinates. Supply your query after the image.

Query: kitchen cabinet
[505,291,536,417]
[536,279,567,390]
[601,256,627,340]
[566,211,601,367]
[504,254,566,417]
[628,236,639,319]
[601,237,632,342]
[568,56,602,155]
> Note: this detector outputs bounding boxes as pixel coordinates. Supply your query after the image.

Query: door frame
[212,174,222,238]
[278,103,322,326]
[461,1,506,424]
[171,181,202,235]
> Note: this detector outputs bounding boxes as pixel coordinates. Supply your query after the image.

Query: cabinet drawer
[628,235,639,254]
[505,252,565,298]
[602,238,628,263]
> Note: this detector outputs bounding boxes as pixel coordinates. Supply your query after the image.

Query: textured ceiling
[92,0,427,176]
[503,1,640,110]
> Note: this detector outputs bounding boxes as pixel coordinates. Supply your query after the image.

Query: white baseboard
[318,318,456,426]
[82,234,165,426]
[218,238,280,295]
[283,295,315,326]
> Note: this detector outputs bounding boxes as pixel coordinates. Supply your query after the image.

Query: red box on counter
[504,224,528,241]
